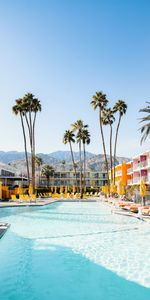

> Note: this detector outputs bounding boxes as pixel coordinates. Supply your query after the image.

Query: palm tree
[12,98,30,183]
[35,156,43,186]
[71,120,88,197]
[102,108,115,183]
[82,129,91,189]
[113,100,127,184]
[22,93,42,191]
[63,130,78,188]
[41,164,55,187]
[139,102,150,144]
[91,91,109,185]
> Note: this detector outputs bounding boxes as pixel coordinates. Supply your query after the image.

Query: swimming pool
[0,202,150,300]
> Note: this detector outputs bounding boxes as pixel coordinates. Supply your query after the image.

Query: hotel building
[110,150,150,188]
[39,170,108,189]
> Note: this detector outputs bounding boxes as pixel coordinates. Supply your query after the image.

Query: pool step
[0,223,10,239]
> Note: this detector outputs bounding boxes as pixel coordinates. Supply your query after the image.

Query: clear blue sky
[0,0,149,157]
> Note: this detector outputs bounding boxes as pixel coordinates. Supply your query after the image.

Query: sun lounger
[30,194,36,202]
[70,193,74,199]
[11,195,17,201]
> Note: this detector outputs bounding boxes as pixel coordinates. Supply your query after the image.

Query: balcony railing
[115,171,122,177]
[127,168,133,174]
[141,176,149,182]
[133,177,140,184]
[127,179,133,185]
[133,163,141,170]
[133,160,150,170]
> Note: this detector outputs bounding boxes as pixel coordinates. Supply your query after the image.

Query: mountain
[0,151,26,164]
[0,150,130,174]
[0,150,95,164]
[38,151,95,163]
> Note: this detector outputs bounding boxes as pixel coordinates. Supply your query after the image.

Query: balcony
[141,160,150,169]
[115,170,122,177]
[141,176,149,183]
[133,177,140,184]
[133,160,150,170]
[127,168,133,174]
[127,179,133,185]
[133,163,141,170]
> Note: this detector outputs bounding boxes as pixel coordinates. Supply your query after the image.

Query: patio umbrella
[54,186,57,193]
[29,183,33,195]
[117,181,125,196]
[0,182,2,200]
[140,179,147,206]
[60,186,63,193]
[112,185,117,193]
[104,185,109,194]
[18,184,23,196]
[65,186,68,193]
[72,186,76,193]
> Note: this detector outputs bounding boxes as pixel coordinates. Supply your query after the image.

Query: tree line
[12,91,150,195]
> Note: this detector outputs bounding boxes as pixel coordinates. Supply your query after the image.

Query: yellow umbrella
[18,184,23,196]
[104,185,109,194]
[65,186,68,193]
[110,184,117,193]
[60,186,63,193]
[0,182,2,200]
[72,186,76,193]
[140,179,147,197]
[117,181,125,195]
[29,183,33,195]
[54,186,57,193]
[101,186,104,193]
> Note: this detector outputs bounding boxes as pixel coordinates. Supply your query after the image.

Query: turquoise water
[0,202,150,300]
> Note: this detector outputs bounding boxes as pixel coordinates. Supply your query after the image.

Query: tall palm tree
[91,91,109,185]
[35,156,43,186]
[82,129,91,189]
[63,130,78,188]
[113,100,127,185]
[71,120,88,197]
[139,102,150,144]
[102,108,115,183]
[41,164,55,187]
[12,98,30,183]
[22,93,42,191]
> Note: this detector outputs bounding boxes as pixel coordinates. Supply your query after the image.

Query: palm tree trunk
[20,113,30,183]
[79,141,83,198]
[47,176,49,187]
[110,124,113,184]
[32,113,37,192]
[113,114,121,185]
[24,112,33,186]
[99,109,110,192]
[24,113,32,146]
[39,166,41,186]
[69,141,78,190]
[83,142,86,191]
[28,107,34,190]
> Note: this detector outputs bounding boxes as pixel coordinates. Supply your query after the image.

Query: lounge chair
[30,194,36,202]
[11,195,17,201]
[70,193,74,199]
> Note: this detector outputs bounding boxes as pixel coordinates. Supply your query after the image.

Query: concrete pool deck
[0,198,59,208]
[0,197,98,208]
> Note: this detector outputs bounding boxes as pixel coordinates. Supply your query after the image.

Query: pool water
[0,202,150,300]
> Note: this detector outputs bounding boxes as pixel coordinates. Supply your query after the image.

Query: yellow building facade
[109,162,132,185]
